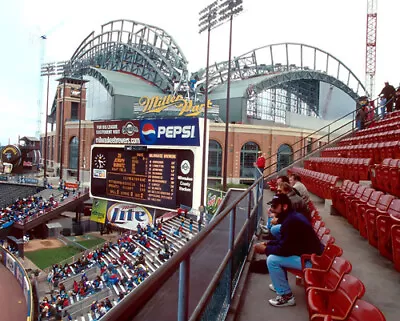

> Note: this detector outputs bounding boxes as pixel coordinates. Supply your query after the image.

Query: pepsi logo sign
[141,122,157,144]
[139,119,200,146]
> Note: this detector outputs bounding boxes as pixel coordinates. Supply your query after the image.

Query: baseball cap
[267,194,291,207]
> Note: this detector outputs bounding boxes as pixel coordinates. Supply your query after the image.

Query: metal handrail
[101,176,264,321]
[262,96,389,175]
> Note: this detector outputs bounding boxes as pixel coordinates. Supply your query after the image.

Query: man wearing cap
[255,194,323,307]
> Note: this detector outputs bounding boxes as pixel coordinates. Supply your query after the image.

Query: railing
[101,170,264,321]
[261,96,388,177]
[0,246,34,321]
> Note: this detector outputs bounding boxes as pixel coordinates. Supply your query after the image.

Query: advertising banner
[5,252,16,274]
[94,120,141,145]
[64,182,79,189]
[93,118,200,147]
[90,199,153,230]
[139,118,200,146]
[90,199,108,224]
[206,188,226,215]
[16,264,24,287]
[106,202,153,231]
[0,175,8,182]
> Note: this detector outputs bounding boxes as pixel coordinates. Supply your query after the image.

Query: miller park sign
[133,94,219,118]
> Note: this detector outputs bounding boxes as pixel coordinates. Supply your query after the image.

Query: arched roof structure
[68,19,189,93]
[196,43,367,100]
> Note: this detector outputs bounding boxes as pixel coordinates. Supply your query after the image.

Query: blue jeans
[270,224,281,240]
[267,255,312,296]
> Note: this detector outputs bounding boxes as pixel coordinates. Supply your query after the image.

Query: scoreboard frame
[90,144,203,212]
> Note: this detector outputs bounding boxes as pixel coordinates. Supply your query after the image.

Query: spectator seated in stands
[0,194,58,228]
[277,182,311,221]
[254,194,324,307]
[289,173,310,203]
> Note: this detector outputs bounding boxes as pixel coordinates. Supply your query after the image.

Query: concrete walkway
[236,190,400,321]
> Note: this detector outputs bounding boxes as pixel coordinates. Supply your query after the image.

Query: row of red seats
[366,112,400,129]
[354,120,400,137]
[331,180,400,272]
[288,168,338,199]
[370,158,400,197]
[304,158,371,182]
[321,142,400,164]
[339,128,400,146]
[284,202,385,320]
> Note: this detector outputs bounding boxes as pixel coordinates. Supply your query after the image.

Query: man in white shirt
[289,174,310,203]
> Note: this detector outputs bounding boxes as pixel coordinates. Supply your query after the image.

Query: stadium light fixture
[198,0,219,231]
[40,61,66,186]
[219,0,244,192]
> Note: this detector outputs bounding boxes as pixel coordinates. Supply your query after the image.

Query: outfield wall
[0,246,33,321]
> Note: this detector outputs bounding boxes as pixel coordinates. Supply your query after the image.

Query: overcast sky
[0,0,398,145]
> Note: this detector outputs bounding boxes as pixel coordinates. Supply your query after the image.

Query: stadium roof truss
[196,43,367,101]
[69,19,189,93]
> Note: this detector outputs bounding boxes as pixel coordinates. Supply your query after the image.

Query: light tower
[365,0,377,98]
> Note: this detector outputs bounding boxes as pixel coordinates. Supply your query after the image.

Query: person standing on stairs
[355,105,367,130]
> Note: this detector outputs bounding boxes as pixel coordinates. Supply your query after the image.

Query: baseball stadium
[1,1,400,321]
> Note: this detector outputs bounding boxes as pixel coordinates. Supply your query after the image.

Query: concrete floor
[236,190,400,321]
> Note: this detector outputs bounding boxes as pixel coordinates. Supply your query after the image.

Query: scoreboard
[90,146,195,209]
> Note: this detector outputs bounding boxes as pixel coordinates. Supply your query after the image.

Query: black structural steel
[68,19,189,94]
[195,42,367,100]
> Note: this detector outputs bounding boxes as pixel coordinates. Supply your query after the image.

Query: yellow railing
[0,246,34,321]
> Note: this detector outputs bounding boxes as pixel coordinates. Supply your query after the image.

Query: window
[69,136,79,169]
[277,144,293,171]
[240,142,260,178]
[71,102,79,120]
[306,137,313,154]
[208,140,223,177]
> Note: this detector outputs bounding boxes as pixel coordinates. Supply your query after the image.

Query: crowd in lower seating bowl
[39,218,181,320]
[0,195,59,229]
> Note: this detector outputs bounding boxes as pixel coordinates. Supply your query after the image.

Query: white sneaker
[268,294,296,307]
[269,283,276,292]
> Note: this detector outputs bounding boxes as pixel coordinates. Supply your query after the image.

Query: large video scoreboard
[90,146,195,209]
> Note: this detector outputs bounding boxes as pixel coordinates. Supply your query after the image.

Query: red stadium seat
[391,224,400,272]
[304,257,352,293]
[307,274,365,320]
[321,234,335,246]
[348,188,374,229]
[358,191,384,239]
[316,300,386,321]
[376,199,400,260]
[344,186,366,221]
[389,162,400,197]
[365,194,395,248]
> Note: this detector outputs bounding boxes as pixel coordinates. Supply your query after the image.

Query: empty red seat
[307,274,365,319]
[304,257,352,293]
[344,186,366,221]
[358,191,384,239]
[376,199,400,260]
[389,162,400,197]
[348,188,374,229]
[318,300,386,321]
[391,224,400,272]
[365,194,395,248]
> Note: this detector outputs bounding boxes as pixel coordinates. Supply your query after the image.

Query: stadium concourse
[236,111,400,321]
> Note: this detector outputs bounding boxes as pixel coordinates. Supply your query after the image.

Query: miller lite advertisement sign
[90,198,153,231]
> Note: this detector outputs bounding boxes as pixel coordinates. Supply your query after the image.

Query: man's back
[267,211,323,257]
